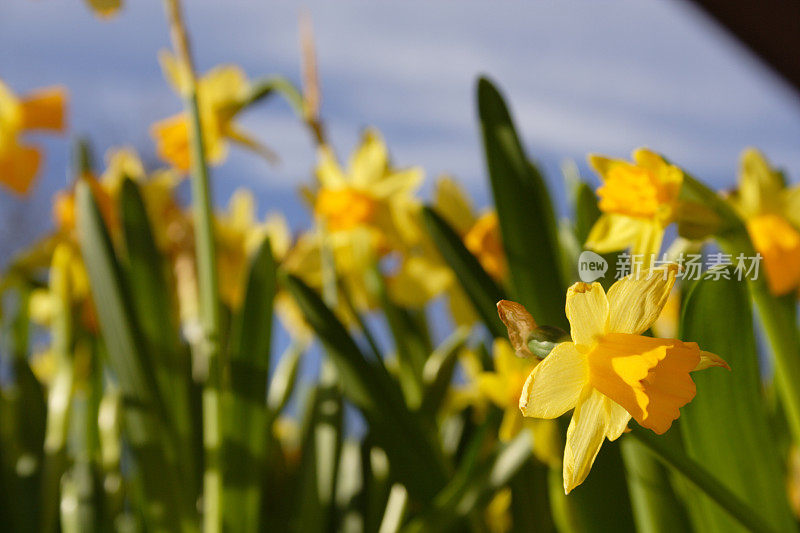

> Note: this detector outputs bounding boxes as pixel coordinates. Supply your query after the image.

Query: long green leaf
[422,206,506,338]
[222,236,277,532]
[679,268,795,532]
[119,177,195,484]
[621,434,691,533]
[76,181,191,531]
[477,76,567,329]
[282,273,447,501]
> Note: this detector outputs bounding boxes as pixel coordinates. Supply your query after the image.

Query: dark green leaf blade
[422,206,506,338]
[477,76,567,329]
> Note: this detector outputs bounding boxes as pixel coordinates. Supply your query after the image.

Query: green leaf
[621,434,691,533]
[222,236,278,532]
[119,177,195,480]
[477,76,567,329]
[282,273,447,501]
[420,326,470,416]
[422,206,506,339]
[76,181,191,531]
[679,268,795,532]
[367,265,430,408]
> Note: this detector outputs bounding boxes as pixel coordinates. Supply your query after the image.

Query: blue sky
[2,0,800,261]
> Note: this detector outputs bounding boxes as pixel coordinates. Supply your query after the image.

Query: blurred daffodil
[514,264,729,493]
[0,80,67,195]
[728,148,800,296]
[585,149,682,260]
[289,128,422,312]
[152,52,275,171]
[478,338,559,467]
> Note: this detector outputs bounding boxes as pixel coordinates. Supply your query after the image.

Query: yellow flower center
[597,164,674,220]
[464,212,506,280]
[747,213,800,295]
[314,187,377,232]
[586,332,700,434]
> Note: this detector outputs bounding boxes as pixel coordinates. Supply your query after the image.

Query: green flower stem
[162,1,223,531]
[628,426,774,533]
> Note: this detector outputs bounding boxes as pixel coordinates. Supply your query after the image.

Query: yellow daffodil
[151,52,274,172]
[289,129,422,312]
[511,265,729,493]
[728,148,800,295]
[312,128,422,248]
[464,211,506,280]
[0,80,67,195]
[478,338,559,467]
[585,149,682,261]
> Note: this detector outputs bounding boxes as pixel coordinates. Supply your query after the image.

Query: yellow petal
[434,176,476,235]
[158,50,189,95]
[20,87,67,132]
[565,282,609,349]
[632,147,682,198]
[738,147,783,216]
[497,300,536,358]
[388,255,451,307]
[519,342,587,419]
[348,128,388,187]
[498,408,524,442]
[315,145,347,188]
[563,387,607,493]
[630,219,665,260]
[694,351,730,371]
[151,113,191,171]
[604,398,631,441]
[0,144,41,195]
[782,185,800,228]
[606,264,678,335]
[746,214,800,296]
[585,213,645,254]
[587,154,624,180]
[369,167,424,199]
[200,65,250,113]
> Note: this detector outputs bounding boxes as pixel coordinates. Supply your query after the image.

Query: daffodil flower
[509,265,729,493]
[151,51,275,172]
[288,128,422,312]
[728,148,800,296]
[0,80,67,195]
[585,149,682,261]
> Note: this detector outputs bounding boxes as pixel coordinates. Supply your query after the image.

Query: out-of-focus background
[2,0,799,265]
